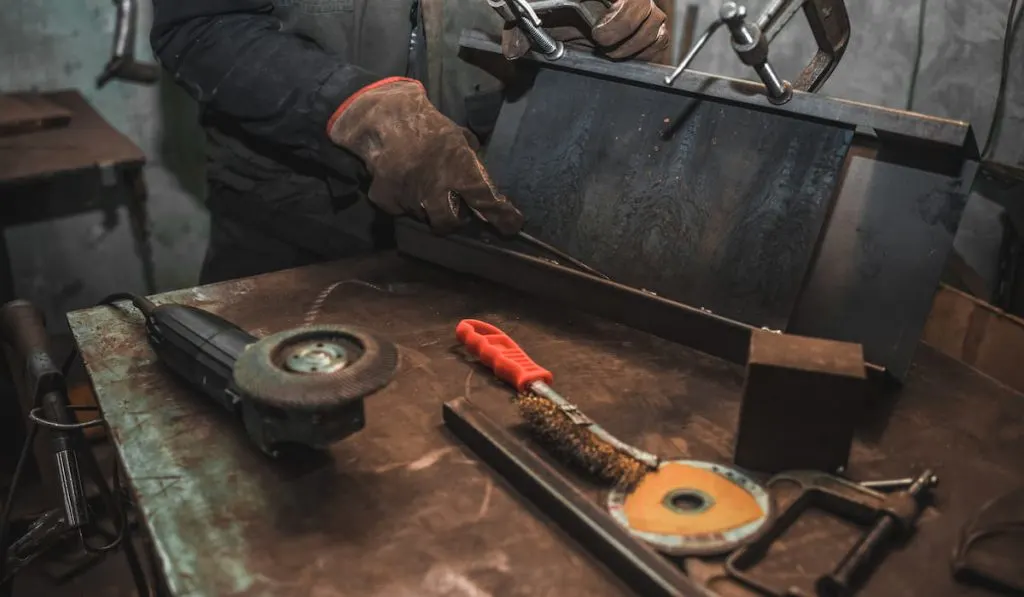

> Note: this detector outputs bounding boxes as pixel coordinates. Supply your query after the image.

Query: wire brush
[513,392,655,492]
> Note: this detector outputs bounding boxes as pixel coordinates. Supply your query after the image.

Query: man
[151,1,669,283]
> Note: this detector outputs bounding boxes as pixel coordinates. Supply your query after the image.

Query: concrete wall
[1,0,208,330]
[0,0,1019,327]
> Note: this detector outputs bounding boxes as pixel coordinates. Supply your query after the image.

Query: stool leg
[126,168,157,295]
[0,231,14,305]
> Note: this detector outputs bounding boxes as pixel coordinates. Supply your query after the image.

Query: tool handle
[0,300,50,362]
[455,319,553,392]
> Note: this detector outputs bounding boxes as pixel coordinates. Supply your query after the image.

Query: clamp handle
[456,319,553,392]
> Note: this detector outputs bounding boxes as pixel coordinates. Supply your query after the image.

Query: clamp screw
[719,2,746,22]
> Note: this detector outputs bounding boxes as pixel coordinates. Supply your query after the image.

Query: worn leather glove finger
[462,127,482,151]
[593,0,669,62]
[501,24,533,61]
[448,150,523,236]
[501,0,668,63]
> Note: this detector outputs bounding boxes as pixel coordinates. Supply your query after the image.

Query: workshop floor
[4,442,152,597]
[13,539,144,597]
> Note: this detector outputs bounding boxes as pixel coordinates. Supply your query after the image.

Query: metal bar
[398,219,752,364]
[395,220,889,380]
[458,30,977,158]
[442,398,706,597]
[664,18,723,85]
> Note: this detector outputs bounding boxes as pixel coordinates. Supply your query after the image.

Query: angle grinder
[116,294,398,456]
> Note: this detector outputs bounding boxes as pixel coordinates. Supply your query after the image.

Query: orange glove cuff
[326,76,426,134]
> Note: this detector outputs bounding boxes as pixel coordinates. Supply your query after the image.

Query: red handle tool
[455,319,553,393]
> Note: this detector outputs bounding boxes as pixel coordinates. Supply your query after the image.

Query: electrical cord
[80,462,128,555]
[0,416,40,596]
[982,0,1022,159]
[99,292,155,319]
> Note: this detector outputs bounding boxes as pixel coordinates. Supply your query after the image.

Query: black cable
[99,292,155,319]
[79,462,127,555]
[982,0,1022,158]
[57,292,151,386]
[0,423,39,596]
[906,0,928,110]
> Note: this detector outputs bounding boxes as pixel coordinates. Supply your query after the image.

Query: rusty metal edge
[442,397,708,597]
[394,220,888,381]
[458,30,977,159]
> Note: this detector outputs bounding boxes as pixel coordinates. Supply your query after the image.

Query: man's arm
[151,1,379,165]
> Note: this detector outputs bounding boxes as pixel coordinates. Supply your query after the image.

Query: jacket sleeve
[151,0,381,165]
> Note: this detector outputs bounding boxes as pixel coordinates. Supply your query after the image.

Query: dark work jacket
[151,0,506,253]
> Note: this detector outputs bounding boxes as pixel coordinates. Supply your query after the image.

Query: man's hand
[328,78,524,236]
[501,0,670,63]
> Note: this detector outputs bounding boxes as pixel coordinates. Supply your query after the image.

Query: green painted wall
[1,0,208,329]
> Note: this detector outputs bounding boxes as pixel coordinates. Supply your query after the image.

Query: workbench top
[68,253,1024,597]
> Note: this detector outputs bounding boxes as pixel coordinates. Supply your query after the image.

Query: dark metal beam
[459,30,977,159]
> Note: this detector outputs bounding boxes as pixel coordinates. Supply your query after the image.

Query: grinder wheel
[233,324,398,411]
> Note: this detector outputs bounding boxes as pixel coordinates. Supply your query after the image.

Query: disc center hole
[671,492,706,511]
[663,488,714,515]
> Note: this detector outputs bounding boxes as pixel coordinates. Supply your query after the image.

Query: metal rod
[860,474,939,491]
[755,63,788,100]
[442,398,705,597]
[516,231,610,280]
[664,19,723,85]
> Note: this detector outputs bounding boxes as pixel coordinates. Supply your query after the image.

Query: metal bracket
[96,0,160,88]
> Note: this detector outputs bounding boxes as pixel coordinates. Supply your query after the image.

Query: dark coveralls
[151,1,507,283]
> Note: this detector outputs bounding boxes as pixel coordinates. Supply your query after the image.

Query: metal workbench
[68,253,1024,597]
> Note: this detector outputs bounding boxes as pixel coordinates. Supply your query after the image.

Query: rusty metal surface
[483,66,854,331]
[67,253,1024,597]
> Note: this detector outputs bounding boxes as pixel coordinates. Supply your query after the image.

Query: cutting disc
[607,460,772,556]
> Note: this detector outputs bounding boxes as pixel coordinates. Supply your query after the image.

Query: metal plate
[484,66,854,331]
[447,33,980,380]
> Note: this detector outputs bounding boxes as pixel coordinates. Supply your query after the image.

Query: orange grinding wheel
[607,460,772,556]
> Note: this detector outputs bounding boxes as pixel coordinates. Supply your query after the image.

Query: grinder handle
[456,319,553,392]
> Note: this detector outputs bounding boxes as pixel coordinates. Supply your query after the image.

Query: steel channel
[396,220,889,380]
[442,398,707,597]
[458,30,977,158]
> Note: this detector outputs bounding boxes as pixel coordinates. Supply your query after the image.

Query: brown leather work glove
[328,77,524,236]
[501,0,670,63]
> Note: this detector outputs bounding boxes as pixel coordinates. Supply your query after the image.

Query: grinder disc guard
[233,324,398,411]
[608,460,772,556]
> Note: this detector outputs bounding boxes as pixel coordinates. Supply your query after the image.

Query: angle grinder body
[144,303,398,456]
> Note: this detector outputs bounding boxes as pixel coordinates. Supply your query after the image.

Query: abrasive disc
[233,324,398,411]
[607,460,772,556]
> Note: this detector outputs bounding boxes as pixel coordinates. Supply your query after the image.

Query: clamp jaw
[665,0,849,104]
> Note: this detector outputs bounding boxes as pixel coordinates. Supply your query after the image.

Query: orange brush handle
[455,319,553,393]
